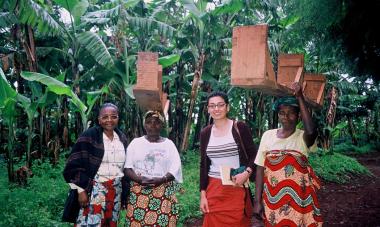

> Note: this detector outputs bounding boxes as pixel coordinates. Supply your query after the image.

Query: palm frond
[19,0,63,36]
[0,12,17,28]
[76,31,114,69]
[81,5,120,25]
[128,16,176,38]
[20,71,87,112]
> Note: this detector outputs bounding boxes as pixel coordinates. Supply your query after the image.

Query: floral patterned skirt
[125,181,180,227]
[263,150,323,227]
[76,178,122,227]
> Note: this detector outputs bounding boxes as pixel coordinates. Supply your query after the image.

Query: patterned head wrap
[272,97,299,111]
[144,110,165,124]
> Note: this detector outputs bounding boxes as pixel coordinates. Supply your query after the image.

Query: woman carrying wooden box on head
[252,82,323,227]
[124,110,183,227]
[199,91,258,227]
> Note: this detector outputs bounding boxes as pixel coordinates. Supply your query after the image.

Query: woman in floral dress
[124,111,183,227]
[63,103,128,226]
[252,82,323,227]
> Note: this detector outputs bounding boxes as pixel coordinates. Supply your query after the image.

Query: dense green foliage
[0,0,379,225]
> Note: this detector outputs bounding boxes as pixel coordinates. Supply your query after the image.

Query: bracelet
[245,168,252,174]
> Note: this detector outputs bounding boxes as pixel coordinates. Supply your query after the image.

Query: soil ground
[184,152,380,227]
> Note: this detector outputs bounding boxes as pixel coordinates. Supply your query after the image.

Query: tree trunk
[62,97,69,148]
[6,120,15,182]
[21,25,37,72]
[180,54,205,152]
[347,116,358,145]
[191,82,211,149]
[324,86,338,150]
[171,62,185,147]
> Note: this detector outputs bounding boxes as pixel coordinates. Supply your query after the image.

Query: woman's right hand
[200,191,209,213]
[78,191,89,208]
[139,176,152,186]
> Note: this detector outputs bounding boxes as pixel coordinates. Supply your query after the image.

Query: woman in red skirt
[199,91,258,227]
[253,82,323,227]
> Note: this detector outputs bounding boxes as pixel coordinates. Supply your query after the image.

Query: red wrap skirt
[203,177,251,227]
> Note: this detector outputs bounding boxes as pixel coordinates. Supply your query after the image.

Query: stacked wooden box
[231,25,327,109]
[231,25,278,95]
[133,52,165,112]
[303,73,326,108]
[277,54,304,92]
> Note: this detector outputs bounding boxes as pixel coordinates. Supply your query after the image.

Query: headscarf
[143,110,165,124]
[272,96,299,111]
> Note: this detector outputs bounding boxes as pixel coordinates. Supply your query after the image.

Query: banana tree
[19,71,87,165]
[0,68,18,181]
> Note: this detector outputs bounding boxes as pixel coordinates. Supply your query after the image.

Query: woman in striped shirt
[199,91,258,227]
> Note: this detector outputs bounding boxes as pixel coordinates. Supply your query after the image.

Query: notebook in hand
[220,165,249,187]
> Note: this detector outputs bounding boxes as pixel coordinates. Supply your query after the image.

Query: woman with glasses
[199,91,258,227]
[124,110,183,227]
[63,103,129,226]
[252,82,323,227]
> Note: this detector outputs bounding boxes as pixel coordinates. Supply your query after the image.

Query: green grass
[177,150,203,224]
[0,160,70,226]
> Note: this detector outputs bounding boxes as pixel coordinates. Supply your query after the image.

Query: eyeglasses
[208,103,226,109]
[99,115,119,120]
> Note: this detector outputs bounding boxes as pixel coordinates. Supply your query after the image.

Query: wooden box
[302,73,326,108]
[277,54,304,88]
[133,52,164,112]
[134,52,160,90]
[231,25,278,94]
[133,89,163,111]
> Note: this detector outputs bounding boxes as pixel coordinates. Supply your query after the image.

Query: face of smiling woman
[98,106,119,133]
[207,96,229,121]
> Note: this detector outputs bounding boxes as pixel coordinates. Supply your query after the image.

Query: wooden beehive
[277,54,304,91]
[231,25,278,95]
[134,52,160,90]
[133,52,164,112]
[302,73,326,109]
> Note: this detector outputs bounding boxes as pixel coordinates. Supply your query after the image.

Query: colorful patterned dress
[125,181,181,227]
[124,136,183,227]
[255,129,323,227]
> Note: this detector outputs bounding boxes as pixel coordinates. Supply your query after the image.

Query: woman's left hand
[232,171,250,186]
[141,177,165,187]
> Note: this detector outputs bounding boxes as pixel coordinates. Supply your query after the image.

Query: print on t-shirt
[135,149,165,177]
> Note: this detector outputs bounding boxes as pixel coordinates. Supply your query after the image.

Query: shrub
[309,150,371,183]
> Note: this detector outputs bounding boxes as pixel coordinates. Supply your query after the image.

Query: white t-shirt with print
[124,136,183,183]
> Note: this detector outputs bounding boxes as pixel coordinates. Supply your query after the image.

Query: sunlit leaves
[159,54,180,68]
[19,0,63,36]
[53,0,89,23]
[76,31,114,69]
[20,71,87,113]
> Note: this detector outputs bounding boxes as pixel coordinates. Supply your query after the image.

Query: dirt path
[184,152,380,227]
[319,152,380,227]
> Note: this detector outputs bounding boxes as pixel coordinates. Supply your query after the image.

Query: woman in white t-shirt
[124,110,182,227]
[252,82,323,227]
